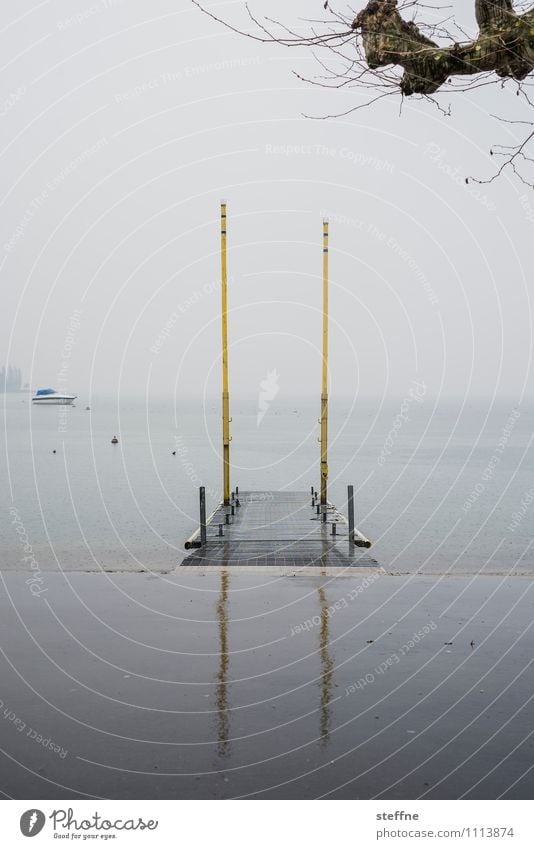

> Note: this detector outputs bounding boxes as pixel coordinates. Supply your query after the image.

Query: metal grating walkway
[180,491,379,572]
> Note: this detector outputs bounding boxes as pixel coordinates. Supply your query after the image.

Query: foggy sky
[1,0,532,404]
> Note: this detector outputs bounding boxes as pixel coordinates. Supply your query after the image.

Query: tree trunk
[352,0,534,96]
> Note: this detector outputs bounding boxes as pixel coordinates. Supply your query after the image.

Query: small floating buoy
[85,406,90,411]
[52,449,56,454]
[111,436,119,444]
[172,451,176,456]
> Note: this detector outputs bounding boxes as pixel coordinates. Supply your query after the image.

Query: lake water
[1,394,532,575]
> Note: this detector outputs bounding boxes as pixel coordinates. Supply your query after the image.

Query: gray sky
[1,0,532,402]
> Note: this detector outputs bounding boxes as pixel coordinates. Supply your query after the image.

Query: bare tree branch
[193,1,534,186]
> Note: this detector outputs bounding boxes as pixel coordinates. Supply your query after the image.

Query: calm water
[1,394,532,574]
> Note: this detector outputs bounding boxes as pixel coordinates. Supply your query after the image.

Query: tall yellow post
[221,200,231,505]
[320,218,329,509]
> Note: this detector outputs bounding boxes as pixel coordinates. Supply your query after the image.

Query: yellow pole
[221,200,231,505]
[320,218,329,508]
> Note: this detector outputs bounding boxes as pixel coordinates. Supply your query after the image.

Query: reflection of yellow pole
[318,585,334,744]
[320,218,329,507]
[221,201,231,506]
[216,570,230,757]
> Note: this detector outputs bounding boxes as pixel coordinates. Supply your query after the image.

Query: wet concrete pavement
[0,570,533,799]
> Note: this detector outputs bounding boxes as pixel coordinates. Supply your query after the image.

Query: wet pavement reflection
[317,584,334,745]
[215,570,230,758]
[1,571,533,799]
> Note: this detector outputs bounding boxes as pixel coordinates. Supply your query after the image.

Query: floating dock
[181,489,378,573]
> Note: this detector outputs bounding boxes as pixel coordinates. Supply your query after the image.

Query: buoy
[111,436,119,444]
[53,450,56,454]
[172,451,176,456]
[85,406,90,411]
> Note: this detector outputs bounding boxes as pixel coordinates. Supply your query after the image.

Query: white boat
[32,388,77,405]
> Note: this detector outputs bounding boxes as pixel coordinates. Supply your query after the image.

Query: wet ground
[181,490,378,571]
[0,569,533,799]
